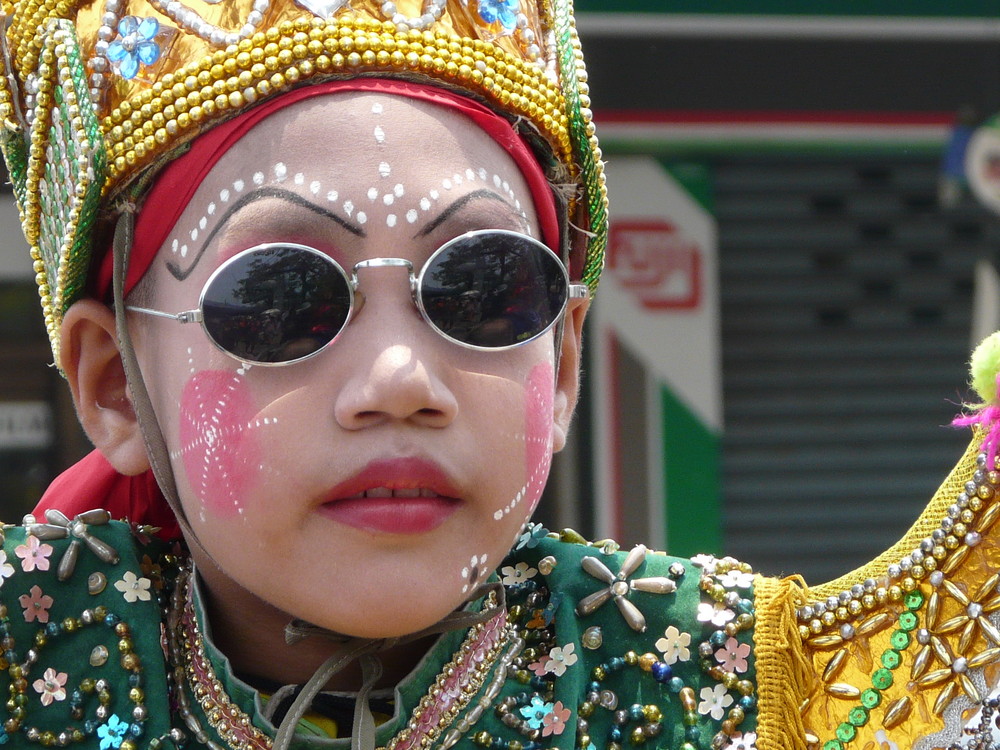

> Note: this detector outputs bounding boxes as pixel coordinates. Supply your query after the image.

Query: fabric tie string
[271,582,506,750]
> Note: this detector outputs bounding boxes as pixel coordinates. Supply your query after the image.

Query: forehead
[199,92,526,195]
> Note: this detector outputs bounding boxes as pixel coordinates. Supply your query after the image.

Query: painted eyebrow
[415,189,518,238]
[167,186,365,281]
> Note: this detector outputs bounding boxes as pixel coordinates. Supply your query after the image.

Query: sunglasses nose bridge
[350,258,416,288]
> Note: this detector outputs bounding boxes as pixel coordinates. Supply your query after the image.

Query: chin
[277,583,468,640]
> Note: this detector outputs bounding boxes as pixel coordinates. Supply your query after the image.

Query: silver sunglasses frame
[127,228,589,366]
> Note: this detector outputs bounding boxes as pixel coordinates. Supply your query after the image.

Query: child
[0,1,781,749]
[4,1,999,749]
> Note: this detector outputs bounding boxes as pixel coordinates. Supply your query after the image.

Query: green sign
[575,0,999,18]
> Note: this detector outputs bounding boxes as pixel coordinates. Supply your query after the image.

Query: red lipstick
[317,458,461,534]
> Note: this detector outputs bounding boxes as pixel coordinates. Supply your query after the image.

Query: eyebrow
[415,189,519,238]
[167,187,365,281]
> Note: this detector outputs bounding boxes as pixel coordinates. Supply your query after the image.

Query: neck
[192,554,435,692]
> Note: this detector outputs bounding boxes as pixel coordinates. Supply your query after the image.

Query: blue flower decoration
[518,696,553,729]
[515,522,546,550]
[477,0,520,31]
[0,727,8,745]
[97,714,127,750]
[107,16,161,80]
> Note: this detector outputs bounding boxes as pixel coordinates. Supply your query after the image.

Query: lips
[318,458,462,534]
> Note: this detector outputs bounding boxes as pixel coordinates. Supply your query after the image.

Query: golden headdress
[0,0,606,361]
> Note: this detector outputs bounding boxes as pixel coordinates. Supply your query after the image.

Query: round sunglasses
[127,229,589,365]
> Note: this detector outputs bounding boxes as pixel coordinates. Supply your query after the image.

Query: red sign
[608,220,702,310]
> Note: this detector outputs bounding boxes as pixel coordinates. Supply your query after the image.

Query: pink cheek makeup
[178,369,265,517]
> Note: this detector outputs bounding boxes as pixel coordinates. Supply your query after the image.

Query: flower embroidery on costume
[33,668,68,706]
[541,701,571,736]
[697,600,735,627]
[530,642,578,676]
[0,552,14,587]
[718,568,754,589]
[715,636,751,674]
[655,625,692,665]
[107,16,162,80]
[14,535,52,572]
[691,553,718,574]
[724,731,758,750]
[519,696,553,729]
[18,585,53,624]
[476,0,519,30]
[575,544,677,633]
[114,570,152,603]
[515,522,546,550]
[97,715,128,750]
[698,683,734,721]
[500,562,537,585]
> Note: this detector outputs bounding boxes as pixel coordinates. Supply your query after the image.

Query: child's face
[132,93,567,636]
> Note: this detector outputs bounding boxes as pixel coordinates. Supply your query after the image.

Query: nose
[333,266,459,430]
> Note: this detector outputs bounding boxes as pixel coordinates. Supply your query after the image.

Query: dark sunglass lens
[201,245,351,363]
[421,233,568,348]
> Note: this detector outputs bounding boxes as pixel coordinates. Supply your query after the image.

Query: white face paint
[138,92,564,641]
[165,99,535,265]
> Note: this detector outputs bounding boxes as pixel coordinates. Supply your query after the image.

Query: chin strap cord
[271,582,505,750]
[111,207,233,567]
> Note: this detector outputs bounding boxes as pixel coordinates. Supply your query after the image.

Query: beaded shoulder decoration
[0,0,608,363]
[796,435,1000,750]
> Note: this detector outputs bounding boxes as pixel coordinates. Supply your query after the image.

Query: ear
[552,296,588,452]
[60,299,151,475]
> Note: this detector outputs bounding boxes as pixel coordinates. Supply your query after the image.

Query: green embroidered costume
[0,519,760,749]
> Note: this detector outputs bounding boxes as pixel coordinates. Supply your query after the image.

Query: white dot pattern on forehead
[371,103,383,114]
[378,161,391,178]
[167,162,531,260]
[374,127,385,144]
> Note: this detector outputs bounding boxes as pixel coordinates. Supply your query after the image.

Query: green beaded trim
[819,589,924,750]
[29,19,106,364]
[553,0,606,296]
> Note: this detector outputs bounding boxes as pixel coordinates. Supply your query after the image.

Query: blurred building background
[548,1,1000,584]
[2,2,1000,585]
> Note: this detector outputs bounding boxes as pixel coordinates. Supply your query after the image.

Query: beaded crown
[0,0,606,363]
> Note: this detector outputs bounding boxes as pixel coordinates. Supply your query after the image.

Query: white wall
[0,194,31,280]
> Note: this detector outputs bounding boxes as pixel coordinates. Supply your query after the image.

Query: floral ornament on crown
[477,0,520,31]
[106,17,165,80]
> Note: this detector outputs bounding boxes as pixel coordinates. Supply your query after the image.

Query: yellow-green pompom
[970,331,1000,404]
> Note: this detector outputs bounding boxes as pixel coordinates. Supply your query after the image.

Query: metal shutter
[718,154,1000,583]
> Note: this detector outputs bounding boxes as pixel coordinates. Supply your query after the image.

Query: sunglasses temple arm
[126,306,204,324]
